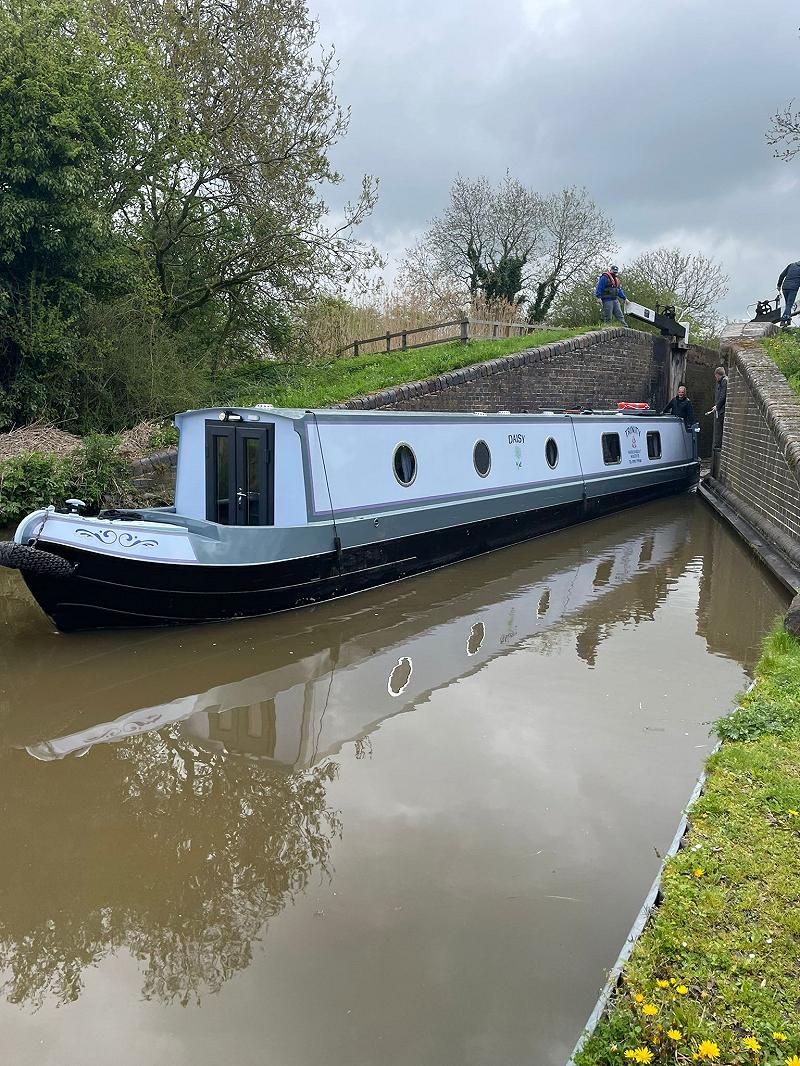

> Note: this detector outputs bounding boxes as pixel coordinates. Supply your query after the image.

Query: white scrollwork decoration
[76,529,159,549]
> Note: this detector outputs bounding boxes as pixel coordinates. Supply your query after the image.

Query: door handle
[236,489,247,502]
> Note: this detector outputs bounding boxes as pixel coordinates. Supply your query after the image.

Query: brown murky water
[0,498,788,1066]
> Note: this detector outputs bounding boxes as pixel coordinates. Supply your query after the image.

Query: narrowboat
[0,404,699,631]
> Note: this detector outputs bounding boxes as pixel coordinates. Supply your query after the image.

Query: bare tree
[527,186,614,322]
[400,174,543,307]
[401,177,614,324]
[622,247,729,335]
[767,101,800,161]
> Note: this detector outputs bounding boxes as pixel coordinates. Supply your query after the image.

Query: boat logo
[508,433,525,445]
[625,425,640,450]
[76,528,159,549]
[514,446,522,468]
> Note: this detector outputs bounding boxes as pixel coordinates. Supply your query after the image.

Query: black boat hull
[17,470,698,632]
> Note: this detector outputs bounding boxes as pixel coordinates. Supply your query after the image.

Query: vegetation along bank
[762,330,800,397]
[574,625,800,1066]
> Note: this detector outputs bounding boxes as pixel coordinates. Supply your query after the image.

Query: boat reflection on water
[25,517,690,769]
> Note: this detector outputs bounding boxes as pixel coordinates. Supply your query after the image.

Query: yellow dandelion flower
[670,978,677,985]
[667,1029,682,1041]
[743,1036,761,1052]
[694,867,705,877]
[677,985,689,995]
[633,992,644,1003]
[642,1003,658,1016]
[656,979,670,988]
[697,1040,720,1060]
[632,1049,653,1064]
[786,1056,800,1066]
[788,809,799,817]
[773,1032,787,1041]
[624,1052,636,1061]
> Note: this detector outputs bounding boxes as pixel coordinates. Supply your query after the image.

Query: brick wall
[334,328,673,413]
[717,340,800,557]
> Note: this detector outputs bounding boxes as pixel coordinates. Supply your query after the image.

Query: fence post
[460,316,469,344]
[401,330,407,350]
[353,340,359,358]
[386,331,391,353]
[492,322,498,339]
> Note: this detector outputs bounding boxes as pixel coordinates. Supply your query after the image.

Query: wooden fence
[336,317,547,359]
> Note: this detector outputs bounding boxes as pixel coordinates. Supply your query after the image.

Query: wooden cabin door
[205,422,275,526]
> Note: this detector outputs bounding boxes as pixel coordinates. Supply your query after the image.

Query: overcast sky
[311,0,799,320]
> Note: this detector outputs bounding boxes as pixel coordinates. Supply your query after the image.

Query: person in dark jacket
[705,367,727,421]
[594,265,627,325]
[663,383,695,429]
[777,261,800,324]
[705,366,728,475]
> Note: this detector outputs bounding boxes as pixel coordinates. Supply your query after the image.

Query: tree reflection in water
[0,727,341,1009]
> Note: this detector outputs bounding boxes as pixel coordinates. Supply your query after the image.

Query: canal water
[0,497,788,1066]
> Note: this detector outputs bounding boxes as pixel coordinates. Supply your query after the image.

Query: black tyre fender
[0,542,76,578]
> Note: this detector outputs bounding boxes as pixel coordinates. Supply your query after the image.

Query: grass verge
[574,625,800,1066]
[210,329,590,409]
[762,332,800,397]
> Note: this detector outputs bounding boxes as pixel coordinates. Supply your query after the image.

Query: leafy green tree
[545,270,604,328]
[103,0,378,368]
[0,0,138,427]
[0,0,377,431]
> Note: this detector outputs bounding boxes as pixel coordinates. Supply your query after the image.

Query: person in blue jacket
[595,265,627,325]
[777,261,800,325]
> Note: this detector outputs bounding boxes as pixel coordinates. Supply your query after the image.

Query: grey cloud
[313,0,800,317]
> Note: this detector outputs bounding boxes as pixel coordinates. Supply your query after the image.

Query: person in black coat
[663,384,695,429]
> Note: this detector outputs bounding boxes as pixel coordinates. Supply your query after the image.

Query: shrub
[0,436,133,527]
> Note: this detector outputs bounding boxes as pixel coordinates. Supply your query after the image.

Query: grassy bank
[211,329,589,409]
[762,331,800,396]
[574,626,800,1066]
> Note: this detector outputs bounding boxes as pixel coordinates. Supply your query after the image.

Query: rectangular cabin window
[647,431,662,460]
[213,431,233,524]
[602,433,621,465]
[244,435,262,526]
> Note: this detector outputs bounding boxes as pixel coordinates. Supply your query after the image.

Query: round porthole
[545,437,559,469]
[393,443,417,486]
[473,440,491,478]
[388,656,413,697]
